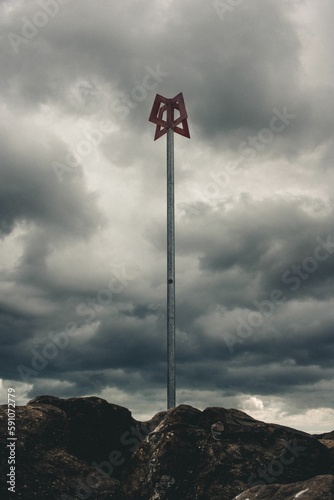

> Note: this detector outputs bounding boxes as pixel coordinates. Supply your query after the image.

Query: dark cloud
[0,120,103,237]
[190,196,334,298]
[0,0,333,430]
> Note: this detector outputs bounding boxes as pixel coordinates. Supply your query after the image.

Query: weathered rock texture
[0,397,129,499]
[122,405,333,499]
[0,396,333,499]
[232,474,334,499]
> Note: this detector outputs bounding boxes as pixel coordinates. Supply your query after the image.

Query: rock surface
[0,397,126,499]
[0,396,333,499]
[122,405,333,499]
[26,395,145,472]
[232,474,334,499]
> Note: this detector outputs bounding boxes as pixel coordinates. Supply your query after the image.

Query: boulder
[314,430,334,452]
[27,395,147,472]
[232,474,334,499]
[0,406,122,499]
[314,430,334,440]
[121,405,333,499]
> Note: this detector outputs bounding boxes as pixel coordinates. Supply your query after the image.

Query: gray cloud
[0,0,333,431]
[0,120,103,237]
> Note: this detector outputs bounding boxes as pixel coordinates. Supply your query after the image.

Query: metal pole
[167,127,175,409]
[149,92,189,410]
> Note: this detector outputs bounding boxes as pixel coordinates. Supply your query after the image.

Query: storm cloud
[0,0,334,432]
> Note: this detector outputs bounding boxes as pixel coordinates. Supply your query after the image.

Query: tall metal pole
[149,92,190,410]
[167,127,175,409]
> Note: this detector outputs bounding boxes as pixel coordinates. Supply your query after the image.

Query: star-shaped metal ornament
[148,92,190,140]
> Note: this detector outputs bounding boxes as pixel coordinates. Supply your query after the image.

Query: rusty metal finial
[149,93,190,140]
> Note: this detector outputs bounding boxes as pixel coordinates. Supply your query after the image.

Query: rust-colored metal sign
[148,93,190,140]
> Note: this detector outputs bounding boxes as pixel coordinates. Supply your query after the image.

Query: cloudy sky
[1,0,334,433]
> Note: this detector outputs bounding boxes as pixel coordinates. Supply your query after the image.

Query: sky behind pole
[1,0,334,433]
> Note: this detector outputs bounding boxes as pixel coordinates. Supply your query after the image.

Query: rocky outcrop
[0,397,333,499]
[232,474,334,499]
[122,405,332,499]
[313,430,334,454]
[0,397,126,499]
[26,395,146,472]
